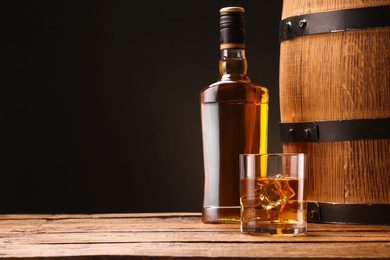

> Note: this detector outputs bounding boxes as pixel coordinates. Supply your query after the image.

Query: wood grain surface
[281,0,390,18]
[279,0,390,204]
[1,213,389,259]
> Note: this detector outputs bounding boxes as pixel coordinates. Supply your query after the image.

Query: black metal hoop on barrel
[279,5,390,41]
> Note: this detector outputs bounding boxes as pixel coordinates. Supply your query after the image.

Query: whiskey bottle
[200,7,269,223]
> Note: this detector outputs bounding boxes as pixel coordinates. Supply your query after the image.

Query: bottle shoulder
[200,80,268,104]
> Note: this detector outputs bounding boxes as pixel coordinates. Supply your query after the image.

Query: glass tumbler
[239,153,307,235]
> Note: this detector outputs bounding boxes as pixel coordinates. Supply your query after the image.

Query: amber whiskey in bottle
[200,7,269,223]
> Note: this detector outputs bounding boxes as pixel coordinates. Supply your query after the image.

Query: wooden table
[1,212,389,259]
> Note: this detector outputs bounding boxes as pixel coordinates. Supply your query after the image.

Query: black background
[1,0,282,213]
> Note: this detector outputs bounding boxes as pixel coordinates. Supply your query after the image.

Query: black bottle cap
[220,7,245,49]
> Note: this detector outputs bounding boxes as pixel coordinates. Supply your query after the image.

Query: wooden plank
[1,213,389,259]
[1,242,390,259]
[1,230,390,244]
[1,213,389,232]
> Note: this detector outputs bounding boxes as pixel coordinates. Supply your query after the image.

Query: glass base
[241,222,307,235]
[202,206,240,224]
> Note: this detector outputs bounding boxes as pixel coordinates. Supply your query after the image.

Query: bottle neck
[219,48,248,81]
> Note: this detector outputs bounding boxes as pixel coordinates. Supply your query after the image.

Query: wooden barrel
[279,0,390,223]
